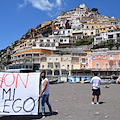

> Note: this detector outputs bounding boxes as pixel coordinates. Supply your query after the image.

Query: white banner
[0,73,40,115]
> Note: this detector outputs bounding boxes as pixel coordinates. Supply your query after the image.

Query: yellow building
[40,54,88,76]
[83,21,114,34]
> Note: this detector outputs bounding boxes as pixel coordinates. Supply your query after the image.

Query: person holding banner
[39,72,53,118]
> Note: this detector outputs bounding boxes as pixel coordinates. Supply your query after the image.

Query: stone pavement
[0,83,120,120]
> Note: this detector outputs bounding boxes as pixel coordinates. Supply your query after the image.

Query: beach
[1,83,120,120]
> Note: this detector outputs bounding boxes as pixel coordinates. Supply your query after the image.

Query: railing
[71,60,79,62]
[41,60,47,62]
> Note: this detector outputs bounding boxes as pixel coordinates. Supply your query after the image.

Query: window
[40,40,43,42]
[71,65,74,69]
[62,65,65,69]
[85,33,87,35]
[82,58,85,63]
[92,26,94,29]
[56,58,58,61]
[51,64,53,68]
[110,54,113,58]
[113,62,117,68]
[117,34,120,37]
[62,71,69,75]
[108,35,113,39]
[48,65,50,68]
[96,63,99,68]
[55,64,59,68]
[93,56,96,59]
[49,58,52,61]
[91,32,93,35]
[103,56,106,59]
[42,65,44,68]
[83,65,86,68]
[63,31,65,34]
[47,40,50,42]
[68,30,70,33]
[86,26,89,29]
[105,63,108,68]
[67,65,69,70]
[66,58,69,61]
[60,39,63,42]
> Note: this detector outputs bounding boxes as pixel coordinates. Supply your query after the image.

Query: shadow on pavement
[0,111,58,120]
[99,102,106,104]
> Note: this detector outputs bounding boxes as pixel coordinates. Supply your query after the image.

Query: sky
[0,0,120,50]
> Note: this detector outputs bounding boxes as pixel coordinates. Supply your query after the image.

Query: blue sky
[0,0,120,50]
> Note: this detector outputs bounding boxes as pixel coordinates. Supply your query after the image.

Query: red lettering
[15,73,29,88]
[4,74,15,87]
[0,74,5,88]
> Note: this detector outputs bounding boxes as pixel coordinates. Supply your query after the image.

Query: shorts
[92,88,101,96]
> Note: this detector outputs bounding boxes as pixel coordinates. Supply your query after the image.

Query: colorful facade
[88,51,120,76]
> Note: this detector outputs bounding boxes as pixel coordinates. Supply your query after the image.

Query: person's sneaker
[96,102,99,105]
[42,115,45,119]
[91,102,94,105]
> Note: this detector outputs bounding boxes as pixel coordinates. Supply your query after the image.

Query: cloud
[18,0,28,8]
[19,0,63,11]
[28,0,54,11]
[56,0,62,6]
[18,0,65,17]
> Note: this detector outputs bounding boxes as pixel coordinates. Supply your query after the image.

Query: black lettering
[2,88,11,100]
[13,88,16,100]
[3,99,11,113]
[23,97,35,112]
[12,98,22,113]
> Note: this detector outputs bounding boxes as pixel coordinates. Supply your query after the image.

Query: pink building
[88,51,120,76]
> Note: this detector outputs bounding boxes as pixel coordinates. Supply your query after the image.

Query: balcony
[20,61,24,64]
[81,62,88,64]
[54,61,60,63]
[16,62,19,64]
[33,56,39,58]
[108,57,116,61]
[40,67,47,70]
[61,67,66,70]
[48,60,53,63]
[41,60,47,62]
[26,55,32,57]
[34,61,40,63]
[46,67,53,70]
[71,60,79,62]
[54,67,60,70]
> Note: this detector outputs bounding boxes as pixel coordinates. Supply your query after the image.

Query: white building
[94,30,120,45]
[52,29,73,36]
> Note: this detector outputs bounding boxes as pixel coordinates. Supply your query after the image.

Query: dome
[79,4,86,8]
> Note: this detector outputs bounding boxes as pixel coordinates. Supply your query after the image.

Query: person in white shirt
[90,72,102,105]
[39,72,52,117]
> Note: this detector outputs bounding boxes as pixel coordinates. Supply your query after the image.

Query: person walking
[39,71,52,118]
[90,72,102,105]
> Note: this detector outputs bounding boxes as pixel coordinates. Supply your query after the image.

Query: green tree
[115,42,120,50]
[108,42,113,50]
[91,8,98,13]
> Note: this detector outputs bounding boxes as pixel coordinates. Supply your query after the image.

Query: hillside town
[1,3,120,77]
